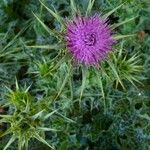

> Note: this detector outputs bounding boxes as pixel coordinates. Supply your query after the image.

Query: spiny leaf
[69,77,73,101]
[125,75,137,87]
[0,114,12,118]
[107,59,125,89]
[127,53,140,63]
[32,110,45,119]
[25,140,29,150]
[130,76,143,85]
[50,55,67,72]
[32,12,58,37]
[3,135,16,150]
[103,3,124,19]
[139,114,150,121]
[25,84,32,93]
[114,34,136,40]
[53,64,72,101]
[37,127,59,132]
[18,136,25,150]
[56,111,76,123]
[0,129,12,138]
[100,63,110,80]
[86,0,95,16]
[111,16,138,29]
[80,67,88,101]
[34,133,55,149]
[95,70,105,98]
[44,109,58,120]
[70,0,77,14]
[39,0,63,25]
[118,41,124,58]
[0,118,8,124]
[15,78,19,90]
[26,44,62,49]
[5,86,13,94]
[1,21,31,53]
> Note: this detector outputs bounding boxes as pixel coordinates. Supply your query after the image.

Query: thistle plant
[0,0,147,149]
[32,0,142,99]
[107,44,142,89]
[0,80,74,150]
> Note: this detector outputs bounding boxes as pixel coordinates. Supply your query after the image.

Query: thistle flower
[65,15,115,65]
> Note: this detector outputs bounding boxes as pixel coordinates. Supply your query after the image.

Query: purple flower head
[65,15,116,65]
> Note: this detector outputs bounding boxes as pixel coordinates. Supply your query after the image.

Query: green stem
[103,98,107,114]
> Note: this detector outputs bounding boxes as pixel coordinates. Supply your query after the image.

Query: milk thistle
[36,0,135,66]
[65,15,115,65]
